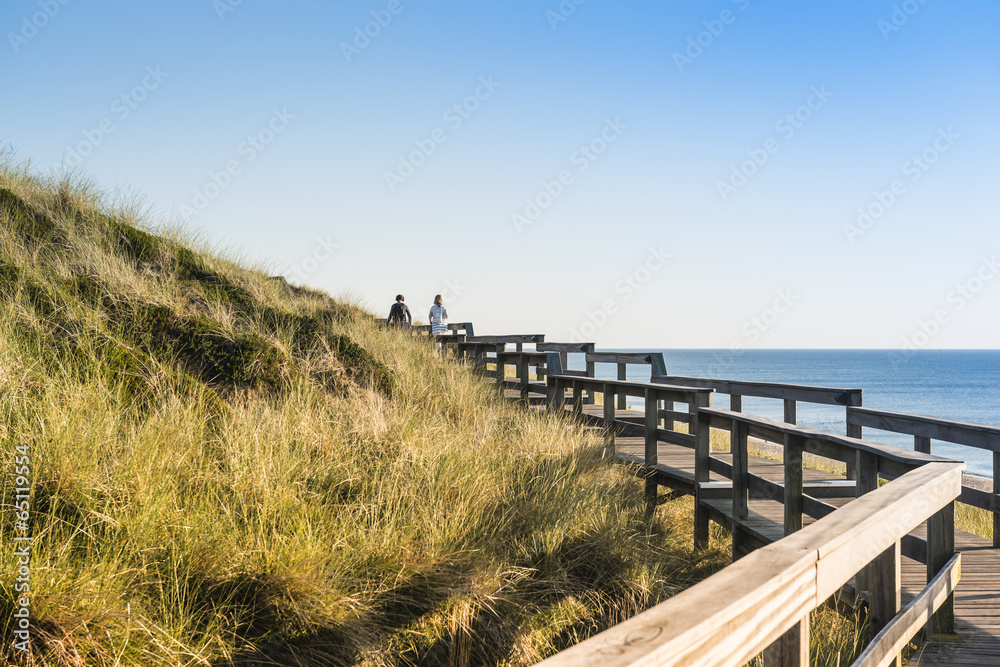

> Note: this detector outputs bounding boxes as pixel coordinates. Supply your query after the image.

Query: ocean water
[564,349,1000,477]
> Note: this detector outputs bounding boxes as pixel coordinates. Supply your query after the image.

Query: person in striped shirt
[428,295,448,344]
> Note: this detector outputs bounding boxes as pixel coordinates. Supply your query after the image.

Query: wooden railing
[549,373,712,509]
[536,458,963,667]
[448,328,971,665]
[586,352,668,409]
[411,322,475,336]
[848,406,1000,547]
[653,374,863,426]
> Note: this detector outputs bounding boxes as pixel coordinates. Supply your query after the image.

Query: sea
[563,349,1000,477]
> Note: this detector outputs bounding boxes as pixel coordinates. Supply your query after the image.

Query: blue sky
[2,0,998,348]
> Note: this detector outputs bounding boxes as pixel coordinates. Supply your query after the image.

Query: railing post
[994,451,1000,549]
[783,399,797,425]
[857,451,901,641]
[927,501,956,636]
[914,435,931,454]
[784,434,804,535]
[845,403,861,481]
[730,394,742,412]
[617,363,627,410]
[571,380,583,418]
[603,383,616,454]
[732,419,750,559]
[694,410,712,550]
[644,387,658,516]
[519,356,529,403]
[761,613,809,667]
[584,354,596,404]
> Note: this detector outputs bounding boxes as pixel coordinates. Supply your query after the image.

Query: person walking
[387,294,412,327]
[428,294,448,348]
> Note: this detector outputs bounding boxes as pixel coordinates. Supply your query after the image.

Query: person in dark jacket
[387,294,412,326]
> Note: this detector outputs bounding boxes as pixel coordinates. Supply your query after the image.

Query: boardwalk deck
[519,393,1000,665]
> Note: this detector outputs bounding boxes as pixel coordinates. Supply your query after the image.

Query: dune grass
[0,158,740,666]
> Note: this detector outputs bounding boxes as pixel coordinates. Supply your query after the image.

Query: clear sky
[2,0,998,349]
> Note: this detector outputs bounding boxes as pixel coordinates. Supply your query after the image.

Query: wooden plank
[927,502,956,635]
[645,387,658,513]
[847,407,1000,452]
[618,363,627,410]
[762,615,808,667]
[536,342,595,353]
[588,352,666,365]
[784,434,804,535]
[784,399,797,425]
[653,375,863,407]
[465,334,544,344]
[853,555,961,667]
[604,384,616,454]
[699,407,950,469]
[533,546,819,667]
[694,411,712,549]
[995,450,1000,549]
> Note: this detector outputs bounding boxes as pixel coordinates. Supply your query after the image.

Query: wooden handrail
[848,405,1000,547]
[535,461,964,667]
[653,374,863,407]
[536,342,596,353]
[847,406,1000,451]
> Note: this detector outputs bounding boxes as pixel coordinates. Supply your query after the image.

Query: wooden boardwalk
[593,405,1000,666]
[529,393,998,665]
[486,344,1000,666]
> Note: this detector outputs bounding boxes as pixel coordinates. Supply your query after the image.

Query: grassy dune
[0,160,733,666]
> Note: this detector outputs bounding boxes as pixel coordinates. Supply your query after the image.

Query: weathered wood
[604,384,616,454]
[465,334,545,345]
[699,407,948,471]
[784,434,804,535]
[784,399,797,425]
[732,419,751,558]
[536,342,595,354]
[588,352,667,366]
[915,435,932,454]
[645,387,658,514]
[761,615,808,667]
[927,502,956,635]
[995,450,1000,549]
[617,363,627,410]
[654,375,863,407]
[730,393,742,412]
[534,544,819,667]
[853,554,961,667]
[694,411,712,549]
[847,406,1000,452]
[536,462,963,667]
